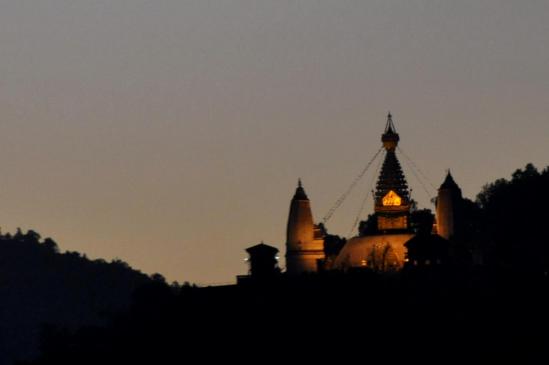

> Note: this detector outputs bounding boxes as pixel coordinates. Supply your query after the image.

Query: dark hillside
[0,231,152,364]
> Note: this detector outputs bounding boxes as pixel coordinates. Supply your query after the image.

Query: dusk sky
[0,1,547,284]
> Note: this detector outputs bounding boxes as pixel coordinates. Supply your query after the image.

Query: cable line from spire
[322,146,384,224]
[396,146,436,204]
[347,149,385,237]
[402,158,432,202]
[397,146,437,192]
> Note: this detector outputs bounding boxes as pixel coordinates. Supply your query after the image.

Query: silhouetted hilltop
[7,163,549,364]
[24,268,549,364]
[0,231,152,365]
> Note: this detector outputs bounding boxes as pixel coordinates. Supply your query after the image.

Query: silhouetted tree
[358,213,377,236]
[410,209,435,234]
[476,164,549,271]
[42,238,59,253]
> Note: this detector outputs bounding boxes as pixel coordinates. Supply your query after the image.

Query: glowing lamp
[382,190,402,206]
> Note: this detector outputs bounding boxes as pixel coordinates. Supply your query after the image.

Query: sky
[0,0,547,284]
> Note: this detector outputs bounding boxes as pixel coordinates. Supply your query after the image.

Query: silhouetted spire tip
[382,112,400,148]
[384,111,397,134]
[292,179,309,201]
[440,169,459,190]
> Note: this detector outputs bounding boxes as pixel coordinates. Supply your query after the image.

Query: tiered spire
[375,149,410,205]
[375,113,410,206]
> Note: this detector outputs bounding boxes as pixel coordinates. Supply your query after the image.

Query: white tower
[436,171,463,240]
[285,180,325,274]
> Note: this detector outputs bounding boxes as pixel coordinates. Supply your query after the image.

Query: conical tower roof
[440,170,460,190]
[287,180,314,246]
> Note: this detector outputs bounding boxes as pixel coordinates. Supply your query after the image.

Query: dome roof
[333,233,415,271]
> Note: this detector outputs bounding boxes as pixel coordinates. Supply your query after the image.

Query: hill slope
[0,231,152,365]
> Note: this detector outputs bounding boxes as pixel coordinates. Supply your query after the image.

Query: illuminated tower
[333,113,414,271]
[375,113,411,231]
[285,180,325,275]
[436,171,463,240]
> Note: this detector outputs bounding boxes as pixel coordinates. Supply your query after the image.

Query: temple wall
[286,247,325,274]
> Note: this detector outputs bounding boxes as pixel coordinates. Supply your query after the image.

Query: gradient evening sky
[0,1,547,284]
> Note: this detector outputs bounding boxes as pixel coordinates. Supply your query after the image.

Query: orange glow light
[382,190,402,206]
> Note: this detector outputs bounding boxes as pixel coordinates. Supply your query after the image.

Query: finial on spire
[382,111,399,149]
[384,111,397,134]
[292,178,308,200]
